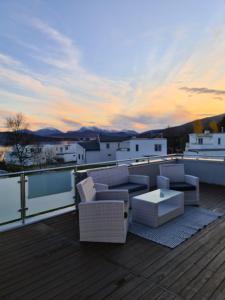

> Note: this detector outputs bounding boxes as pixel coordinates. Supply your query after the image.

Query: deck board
[1,183,225,299]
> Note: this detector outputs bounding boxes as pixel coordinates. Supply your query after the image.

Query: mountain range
[1,113,225,150]
[33,126,138,139]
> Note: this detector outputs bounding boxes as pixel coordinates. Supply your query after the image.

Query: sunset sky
[1,0,225,132]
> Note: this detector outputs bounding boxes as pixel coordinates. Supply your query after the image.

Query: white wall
[116,139,167,161]
[185,133,225,156]
[99,142,119,161]
[54,143,77,162]
[177,158,225,186]
[76,142,120,164]
[76,144,86,164]
[86,151,103,164]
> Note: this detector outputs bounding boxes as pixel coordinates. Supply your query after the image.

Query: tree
[209,120,219,133]
[44,146,56,165]
[219,116,225,132]
[193,120,203,134]
[5,113,31,166]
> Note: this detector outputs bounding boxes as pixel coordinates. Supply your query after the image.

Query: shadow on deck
[1,183,225,299]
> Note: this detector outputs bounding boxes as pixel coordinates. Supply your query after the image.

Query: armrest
[94,183,108,191]
[157,176,170,189]
[79,200,125,217]
[128,175,150,186]
[185,175,199,187]
[96,190,129,202]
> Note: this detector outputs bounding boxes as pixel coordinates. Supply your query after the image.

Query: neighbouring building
[75,137,124,164]
[184,131,225,156]
[54,143,77,163]
[116,138,167,161]
[3,137,168,166]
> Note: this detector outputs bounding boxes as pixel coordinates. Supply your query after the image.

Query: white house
[75,138,122,164]
[116,138,167,161]
[184,131,225,156]
[54,142,77,163]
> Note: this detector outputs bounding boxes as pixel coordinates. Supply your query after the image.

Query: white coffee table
[132,189,184,228]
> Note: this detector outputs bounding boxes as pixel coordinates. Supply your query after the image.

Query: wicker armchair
[77,177,129,243]
[157,164,199,206]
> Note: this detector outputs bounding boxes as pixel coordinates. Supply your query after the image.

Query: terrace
[1,155,225,299]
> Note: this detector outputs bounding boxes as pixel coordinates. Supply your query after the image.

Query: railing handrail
[3,152,225,178]
[0,153,181,178]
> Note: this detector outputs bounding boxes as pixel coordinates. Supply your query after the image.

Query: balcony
[1,155,225,298]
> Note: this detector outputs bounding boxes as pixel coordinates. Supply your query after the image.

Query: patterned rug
[129,207,223,248]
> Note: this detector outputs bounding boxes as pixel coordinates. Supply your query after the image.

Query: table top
[132,189,183,204]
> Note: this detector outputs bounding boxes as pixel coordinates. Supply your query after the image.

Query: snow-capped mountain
[34,128,63,137]
[33,126,138,138]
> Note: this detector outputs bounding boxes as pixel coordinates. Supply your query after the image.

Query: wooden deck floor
[1,183,225,299]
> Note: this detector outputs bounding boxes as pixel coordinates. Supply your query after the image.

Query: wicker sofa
[77,176,129,243]
[87,165,150,201]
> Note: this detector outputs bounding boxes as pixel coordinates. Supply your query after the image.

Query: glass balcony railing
[1,153,225,231]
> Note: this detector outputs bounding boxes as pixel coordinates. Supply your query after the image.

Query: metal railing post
[18,173,28,224]
[73,166,79,211]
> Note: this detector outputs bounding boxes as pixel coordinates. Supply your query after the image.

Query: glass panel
[28,171,72,199]
[26,170,75,216]
[0,176,21,224]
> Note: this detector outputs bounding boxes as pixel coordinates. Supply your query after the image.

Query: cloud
[180,86,225,96]
[0,53,22,69]
[110,105,192,130]
[214,96,224,101]
[0,18,133,131]
[61,118,81,128]
[111,114,157,127]
[30,18,80,70]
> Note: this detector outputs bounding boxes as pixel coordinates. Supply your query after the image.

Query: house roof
[99,136,129,143]
[77,141,100,151]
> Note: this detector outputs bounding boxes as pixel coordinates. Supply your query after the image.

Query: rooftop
[77,140,100,151]
[1,183,225,299]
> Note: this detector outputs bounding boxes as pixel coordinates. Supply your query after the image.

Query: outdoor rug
[129,207,223,248]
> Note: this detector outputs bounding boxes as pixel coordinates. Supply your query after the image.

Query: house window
[154,144,162,152]
[60,147,63,152]
[218,138,221,145]
[136,144,139,151]
[198,138,203,145]
[108,154,111,157]
[65,146,69,150]
[106,143,110,149]
[82,154,84,160]
[78,154,80,160]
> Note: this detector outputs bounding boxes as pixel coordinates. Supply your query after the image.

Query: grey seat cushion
[170,182,196,191]
[109,183,148,194]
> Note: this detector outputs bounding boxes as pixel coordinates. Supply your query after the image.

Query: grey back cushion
[160,164,185,183]
[77,177,96,202]
[87,165,129,187]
